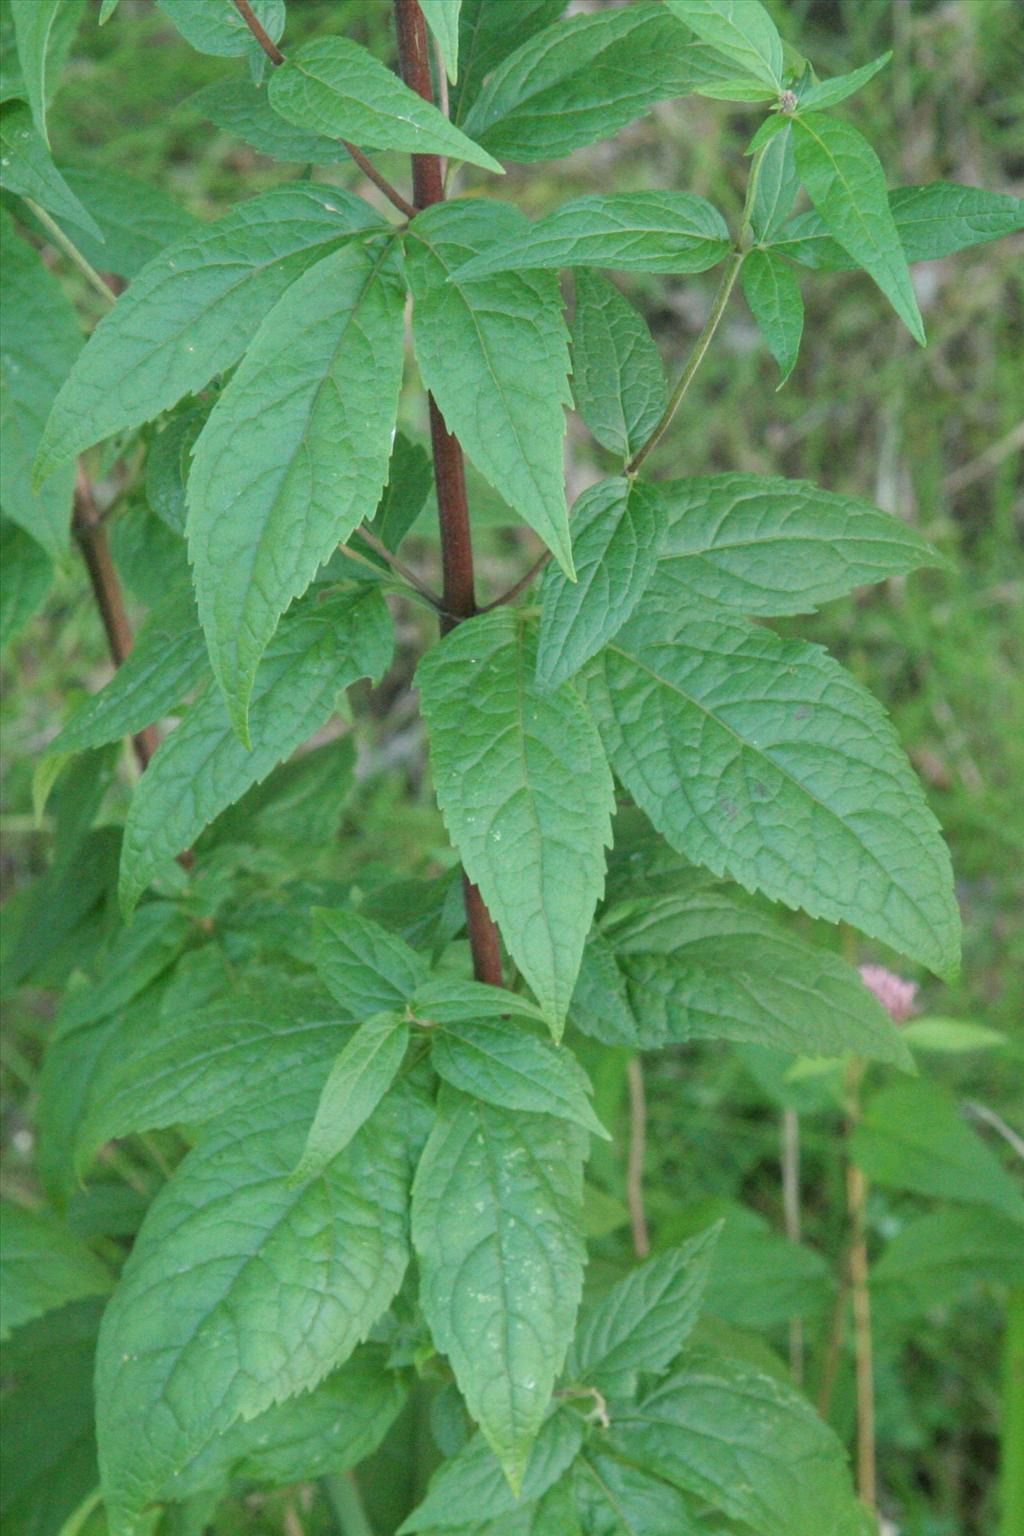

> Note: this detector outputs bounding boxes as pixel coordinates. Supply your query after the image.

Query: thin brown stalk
[626,1057,651,1259]
[354,526,444,611]
[480,550,552,612]
[845,1059,877,1513]
[781,1106,805,1383]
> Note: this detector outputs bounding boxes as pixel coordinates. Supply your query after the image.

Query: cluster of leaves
[1,3,1022,1536]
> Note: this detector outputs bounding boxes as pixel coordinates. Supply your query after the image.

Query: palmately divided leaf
[570,270,667,460]
[35,183,386,483]
[417,608,614,1030]
[456,192,730,279]
[119,588,393,914]
[583,592,960,978]
[312,908,428,1019]
[741,247,803,385]
[187,239,405,736]
[0,1204,111,1342]
[0,101,103,240]
[406,200,574,576]
[412,1086,586,1489]
[268,36,501,173]
[95,1082,415,1536]
[291,1013,411,1183]
[665,0,784,91]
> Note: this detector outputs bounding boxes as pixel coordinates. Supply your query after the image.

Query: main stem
[394,0,504,988]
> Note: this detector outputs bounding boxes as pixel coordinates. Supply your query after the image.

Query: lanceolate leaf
[35,184,386,483]
[775,182,1024,269]
[406,200,574,577]
[0,101,102,239]
[749,123,799,242]
[187,239,405,737]
[421,0,461,83]
[412,1086,586,1488]
[454,0,567,119]
[417,609,614,1030]
[570,270,667,459]
[456,192,730,279]
[741,247,803,385]
[792,114,925,344]
[268,37,501,173]
[59,165,200,279]
[584,592,960,978]
[155,0,284,57]
[411,977,548,1027]
[291,1014,411,1183]
[0,1204,110,1341]
[119,588,393,914]
[10,0,84,144]
[664,0,785,92]
[312,908,428,1019]
[574,1451,701,1536]
[95,1083,415,1536]
[800,52,892,112]
[536,478,667,690]
[191,77,353,164]
[0,521,52,650]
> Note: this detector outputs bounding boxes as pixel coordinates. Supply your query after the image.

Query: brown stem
[626,1057,650,1259]
[845,1059,878,1514]
[394,0,503,988]
[480,550,551,613]
[233,0,284,65]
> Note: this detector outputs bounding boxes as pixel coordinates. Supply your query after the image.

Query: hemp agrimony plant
[2,1,1022,1534]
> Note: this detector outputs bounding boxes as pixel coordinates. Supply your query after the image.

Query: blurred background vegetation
[1,3,1021,1535]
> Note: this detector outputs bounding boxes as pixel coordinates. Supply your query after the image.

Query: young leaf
[583,591,960,979]
[456,191,730,278]
[35,183,386,483]
[454,0,567,119]
[312,908,428,1019]
[800,52,892,113]
[364,433,433,552]
[145,399,209,535]
[748,122,799,241]
[187,239,405,737]
[0,101,102,239]
[95,1082,414,1536]
[412,1086,586,1489]
[741,247,803,384]
[411,976,548,1027]
[573,1451,700,1536]
[191,77,353,164]
[0,520,53,650]
[570,270,667,460]
[10,0,84,144]
[119,588,393,914]
[268,37,501,173]
[652,472,944,615]
[536,478,667,690]
[461,4,714,163]
[567,1226,720,1394]
[792,114,925,344]
[417,608,614,1030]
[155,0,284,57]
[421,0,461,83]
[58,165,200,279]
[0,1204,110,1341]
[664,0,785,92]
[291,1014,411,1183]
[406,200,574,577]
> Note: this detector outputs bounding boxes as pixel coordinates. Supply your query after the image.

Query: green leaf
[401,1409,582,1531]
[10,0,84,144]
[430,1017,609,1139]
[791,114,925,344]
[0,520,52,649]
[58,165,200,279]
[411,976,548,1027]
[741,247,803,384]
[119,587,393,914]
[98,0,120,22]
[312,907,428,1018]
[95,1082,414,1536]
[53,585,207,756]
[570,270,667,460]
[872,1207,1024,1317]
[801,52,891,112]
[0,1205,110,1341]
[664,0,784,91]
[651,472,943,616]
[421,0,461,83]
[886,181,1024,262]
[35,183,385,484]
[748,122,799,241]
[155,0,284,57]
[457,192,730,279]
[187,239,405,737]
[0,214,81,561]
[412,1086,586,1489]
[190,77,352,164]
[0,101,102,238]
[364,432,433,552]
[611,1352,866,1536]
[583,594,959,979]
[144,398,209,535]
[406,200,574,577]
[852,1080,1024,1224]
[461,4,713,163]
[536,479,666,690]
[56,899,194,1032]
[268,37,501,174]
[901,1016,1006,1054]
[417,608,614,1030]
[454,0,566,119]
[573,1451,701,1536]
[567,1226,719,1394]
[291,1013,410,1183]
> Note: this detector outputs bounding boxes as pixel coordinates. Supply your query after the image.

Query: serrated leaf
[58,165,200,279]
[155,0,284,57]
[665,0,784,91]
[651,473,943,615]
[611,1352,866,1536]
[35,183,385,483]
[748,122,799,241]
[53,585,207,755]
[741,247,803,384]
[95,1082,414,1536]
[0,101,102,238]
[573,1451,702,1536]
[431,1017,609,1139]
[537,478,666,690]
[0,1205,110,1341]
[461,4,712,163]
[421,0,461,83]
[191,77,352,164]
[417,608,614,1030]
[0,520,53,649]
[454,0,566,119]
[119,588,393,914]
[291,1013,410,1183]
[0,213,81,561]
[570,270,667,459]
[792,114,924,343]
[412,1086,586,1489]
[312,907,428,1018]
[187,239,405,736]
[583,593,959,978]
[411,976,547,1027]
[10,0,84,144]
[268,36,501,173]
[406,200,573,576]
[457,192,730,279]
[567,1226,720,1393]
[801,51,891,112]
[884,181,1024,261]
